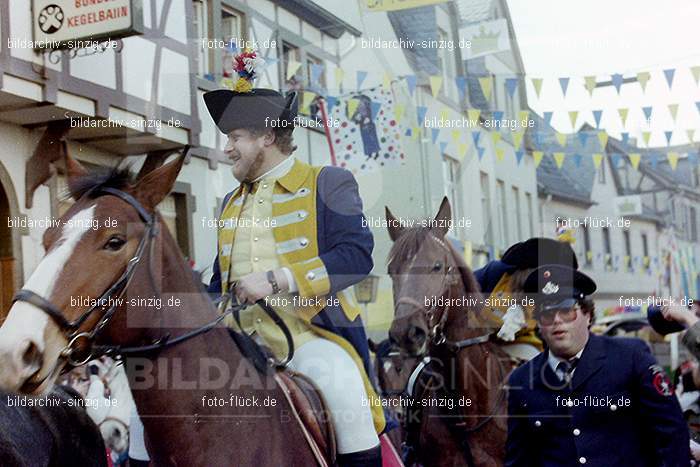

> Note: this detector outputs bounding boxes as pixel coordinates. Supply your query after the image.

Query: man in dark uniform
[506,264,690,466]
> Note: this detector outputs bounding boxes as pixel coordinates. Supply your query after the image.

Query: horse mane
[67,164,135,200]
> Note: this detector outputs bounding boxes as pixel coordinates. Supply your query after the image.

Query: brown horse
[385,198,508,467]
[0,154,320,466]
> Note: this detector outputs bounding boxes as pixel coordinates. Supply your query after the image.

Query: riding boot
[337,445,382,467]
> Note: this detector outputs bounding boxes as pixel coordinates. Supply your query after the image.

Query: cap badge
[542,281,559,295]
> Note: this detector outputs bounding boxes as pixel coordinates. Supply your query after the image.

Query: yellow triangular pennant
[556,132,567,147]
[468,109,481,123]
[440,107,450,123]
[518,110,530,123]
[479,77,493,100]
[430,75,443,98]
[451,130,461,143]
[383,72,392,89]
[458,143,469,159]
[347,98,360,117]
[533,151,544,167]
[668,103,679,122]
[598,131,609,149]
[287,60,302,80]
[691,66,700,85]
[569,111,579,129]
[592,153,604,169]
[667,152,679,170]
[618,108,629,126]
[412,126,420,141]
[495,147,505,161]
[553,152,566,169]
[532,78,543,98]
[491,131,501,146]
[642,131,651,146]
[394,103,405,123]
[584,76,597,96]
[637,72,650,92]
[629,153,641,170]
[301,91,316,113]
[512,130,524,149]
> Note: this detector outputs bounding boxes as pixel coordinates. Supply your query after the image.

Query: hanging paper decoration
[405,75,417,95]
[335,68,345,88]
[621,132,629,145]
[455,76,467,100]
[592,110,603,128]
[668,103,679,123]
[431,128,440,144]
[394,103,405,123]
[531,78,543,98]
[578,131,589,147]
[584,76,597,96]
[665,130,673,145]
[493,110,504,121]
[416,106,428,124]
[505,78,519,97]
[610,153,622,169]
[519,110,530,123]
[592,153,604,169]
[533,151,544,167]
[495,147,505,161]
[479,76,493,99]
[663,68,676,89]
[553,152,566,168]
[573,153,583,167]
[439,141,448,154]
[618,108,629,127]
[326,96,339,113]
[383,73,392,89]
[569,110,578,128]
[458,143,469,160]
[559,77,570,96]
[611,73,624,93]
[451,129,461,143]
[356,71,368,90]
[692,66,700,86]
[642,131,651,146]
[370,101,381,120]
[468,109,481,122]
[477,147,486,160]
[556,132,567,147]
[648,152,658,169]
[327,86,404,173]
[642,106,652,122]
[637,72,651,92]
[629,153,641,170]
[667,152,679,170]
[430,75,443,97]
[598,131,609,149]
[513,130,524,149]
[287,59,302,80]
[544,111,553,126]
[472,131,481,146]
[440,107,449,122]
[515,150,525,165]
[301,91,316,113]
[491,131,501,146]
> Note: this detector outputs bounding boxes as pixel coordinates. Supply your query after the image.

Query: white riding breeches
[287,337,379,454]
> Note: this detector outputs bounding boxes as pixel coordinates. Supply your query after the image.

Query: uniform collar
[547,346,585,374]
[252,155,295,183]
[276,158,312,193]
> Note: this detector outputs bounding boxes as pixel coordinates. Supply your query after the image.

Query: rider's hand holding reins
[233,269,289,304]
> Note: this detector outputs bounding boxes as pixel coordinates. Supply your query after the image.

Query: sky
[506,0,700,148]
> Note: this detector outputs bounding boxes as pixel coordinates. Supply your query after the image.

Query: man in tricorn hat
[205,50,383,466]
[505,264,689,466]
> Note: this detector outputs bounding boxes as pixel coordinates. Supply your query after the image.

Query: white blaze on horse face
[0,206,96,356]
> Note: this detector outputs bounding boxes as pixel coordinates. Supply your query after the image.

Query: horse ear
[65,152,88,200]
[433,196,451,238]
[132,154,185,210]
[385,206,403,242]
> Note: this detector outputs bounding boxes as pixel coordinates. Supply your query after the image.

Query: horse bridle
[12,185,296,370]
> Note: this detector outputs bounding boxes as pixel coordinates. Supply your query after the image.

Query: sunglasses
[535,299,580,326]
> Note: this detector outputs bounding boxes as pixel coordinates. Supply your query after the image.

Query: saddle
[275,370,336,467]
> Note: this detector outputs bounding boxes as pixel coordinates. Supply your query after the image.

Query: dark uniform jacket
[506,334,690,467]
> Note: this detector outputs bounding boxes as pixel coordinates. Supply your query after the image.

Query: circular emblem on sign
[543,270,551,278]
[38,4,64,34]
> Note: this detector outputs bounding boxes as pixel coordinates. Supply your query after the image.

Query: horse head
[0,152,185,394]
[386,197,481,356]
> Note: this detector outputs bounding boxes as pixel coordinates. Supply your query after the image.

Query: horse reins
[12,182,295,370]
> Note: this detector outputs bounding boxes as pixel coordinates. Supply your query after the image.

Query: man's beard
[232,149,266,182]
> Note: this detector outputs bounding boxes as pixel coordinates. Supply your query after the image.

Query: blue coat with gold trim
[208,159,386,432]
[506,334,690,467]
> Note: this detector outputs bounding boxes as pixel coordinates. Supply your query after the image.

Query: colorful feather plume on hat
[223,49,265,93]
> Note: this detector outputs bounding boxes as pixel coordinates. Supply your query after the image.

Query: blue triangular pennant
[648,152,659,169]
[665,130,673,145]
[505,78,518,97]
[573,153,583,167]
[610,153,622,168]
[533,132,545,147]
[664,68,676,89]
[544,111,553,126]
[578,132,589,147]
[611,73,624,93]
[370,101,381,120]
[621,132,629,145]
[326,96,339,113]
[405,128,412,137]
[477,146,486,160]
[472,132,481,146]
[515,150,524,165]
[592,109,603,128]
[356,71,368,90]
[439,141,448,154]
[406,75,417,95]
[432,128,440,144]
[493,110,504,121]
[416,106,428,124]
[559,77,570,96]
[455,76,467,99]
[642,106,652,121]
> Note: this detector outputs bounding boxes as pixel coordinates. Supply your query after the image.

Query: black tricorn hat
[501,237,579,270]
[524,264,597,307]
[203,89,298,134]
[647,306,687,335]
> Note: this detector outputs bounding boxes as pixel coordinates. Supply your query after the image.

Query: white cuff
[282,267,298,293]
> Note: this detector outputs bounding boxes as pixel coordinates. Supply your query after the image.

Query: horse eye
[103,235,126,251]
[433,261,442,271]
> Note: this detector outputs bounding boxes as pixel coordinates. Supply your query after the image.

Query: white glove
[497,304,527,341]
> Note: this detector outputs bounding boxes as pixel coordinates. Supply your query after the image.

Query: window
[623,230,632,272]
[525,192,534,237]
[306,53,326,93]
[512,186,522,240]
[582,225,591,266]
[221,7,244,77]
[602,227,612,270]
[193,0,210,76]
[282,42,302,92]
[481,172,493,245]
[497,179,508,247]
[443,156,461,236]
